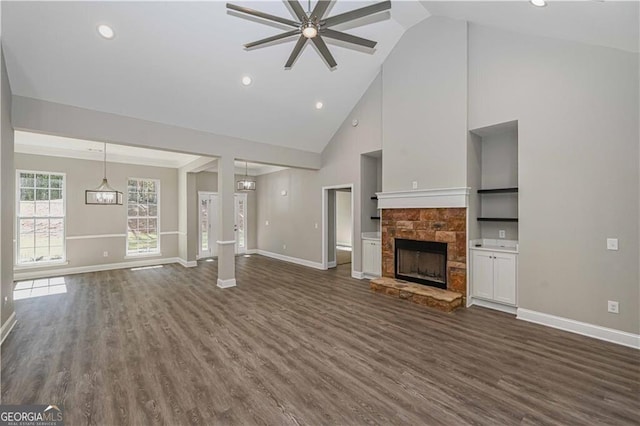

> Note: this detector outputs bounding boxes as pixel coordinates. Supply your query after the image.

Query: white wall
[1,48,15,326]
[469,24,639,334]
[336,190,352,247]
[382,17,468,192]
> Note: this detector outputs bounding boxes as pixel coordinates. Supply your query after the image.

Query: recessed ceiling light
[530,0,547,7]
[241,76,252,86]
[315,101,324,110]
[97,24,115,39]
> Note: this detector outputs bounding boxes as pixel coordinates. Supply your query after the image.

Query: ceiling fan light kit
[226,0,392,69]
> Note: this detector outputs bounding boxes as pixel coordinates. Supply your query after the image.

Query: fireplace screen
[395,239,447,289]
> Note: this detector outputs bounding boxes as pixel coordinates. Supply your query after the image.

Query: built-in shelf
[371,216,381,220]
[478,187,518,194]
[477,217,518,222]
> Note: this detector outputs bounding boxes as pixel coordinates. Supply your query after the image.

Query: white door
[234,193,247,254]
[472,250,494,300]
[198,192,219,258]
[493,252,517,305]
[198,192,248,258]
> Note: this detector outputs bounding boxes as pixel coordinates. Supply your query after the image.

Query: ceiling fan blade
[311,0,332,20]
[244,30,300,49]
[321,29,377,49]
[287,0,308,21]
[285,36,308,69]
[323,0,391,27]
[227,3,299,27]
[312,36,337,69]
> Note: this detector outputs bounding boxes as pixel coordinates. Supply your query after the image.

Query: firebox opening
[395,239,447,289]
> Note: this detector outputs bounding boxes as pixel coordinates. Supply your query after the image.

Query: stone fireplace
[381,207,467,296]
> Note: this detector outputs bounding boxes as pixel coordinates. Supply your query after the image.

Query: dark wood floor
[2,255,638,425]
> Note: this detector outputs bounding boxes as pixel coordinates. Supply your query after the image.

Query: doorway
[322,184,354,276]
[198,192,248,258]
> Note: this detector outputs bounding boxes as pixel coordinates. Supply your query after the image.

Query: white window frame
[15,169,67,266]
[126,177,161,257]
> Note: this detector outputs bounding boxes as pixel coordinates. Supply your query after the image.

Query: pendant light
[85,142,123,205]
[236,161,256,191]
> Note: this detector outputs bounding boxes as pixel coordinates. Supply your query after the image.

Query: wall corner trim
[256,250,324,270]
[517,308,640,349]
[217,278,237,288]
[178,259,198,268]
[376,187,470,209]
[1,312,17,346]
[328,261,337,268]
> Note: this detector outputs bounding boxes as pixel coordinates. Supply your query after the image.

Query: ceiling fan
[226,0,392,69]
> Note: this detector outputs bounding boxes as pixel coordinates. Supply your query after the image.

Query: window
[16,171,65,265]
[127,178,160,255]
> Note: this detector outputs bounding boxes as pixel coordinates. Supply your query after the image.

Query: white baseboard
[352,271,364,279]
[217,278,237,288]
[177,258,198,268]
[256,250,324,270]
[14,257,183,281]
[1,312,17,345]
[517,308,640,349]
[328,261,337,268]
[245,249,258,255]
[469,297,517,315]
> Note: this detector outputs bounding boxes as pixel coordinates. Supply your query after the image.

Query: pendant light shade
[85,143,123,205]
[236,161,256,191]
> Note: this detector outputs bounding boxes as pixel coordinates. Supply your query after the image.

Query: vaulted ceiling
[3,1,638,155]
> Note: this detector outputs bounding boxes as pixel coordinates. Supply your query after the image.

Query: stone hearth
[370,277,463,313]
[381,207,467,297]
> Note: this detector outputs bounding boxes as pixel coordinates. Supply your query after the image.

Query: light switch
[412,181,418,189]
[606,238,618,251]
[265,220,269,226]
[499,230,506,239]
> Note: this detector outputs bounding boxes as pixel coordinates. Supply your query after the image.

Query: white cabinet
[362,239,381,277]
[471,249,517,306]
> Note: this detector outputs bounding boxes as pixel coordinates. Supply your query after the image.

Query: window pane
[128,218,138,232]
[35,246,49,261]
[148,218,157,231]
[50,200,63,217]
[35,219,50,249]
[21,188,34,201]
[20,173,34,188]
[50,189,62,200]
[49,218,64,247]
[35,200,50,217]
[19,248,34,264]
[19,219,35,249]
[36,188,49,200]
[50,175,63,189]
[36,174,49,188]
[19,201,35,217]
[49,246,64,260]
[148,204,157,216]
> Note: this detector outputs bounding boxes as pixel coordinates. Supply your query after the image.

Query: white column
[216,156,236,288]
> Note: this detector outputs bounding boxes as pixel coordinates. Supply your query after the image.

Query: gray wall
[1,48,15,325]
[256,73,383,272]
[469,24,639,334]
[336,190,352,247]
[382,17,468,192]
[195,171,257,251]
[14,153,180,272]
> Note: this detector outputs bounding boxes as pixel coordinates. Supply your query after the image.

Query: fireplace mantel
[376,187,470,209]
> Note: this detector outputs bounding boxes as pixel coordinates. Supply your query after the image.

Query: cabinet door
[362,240,374,274]
[471,250,494,300]
[372,241,381,276]
[493,253,517,305]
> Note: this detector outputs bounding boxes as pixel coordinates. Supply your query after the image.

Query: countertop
[362,232,381,241]
[470,245,518,254]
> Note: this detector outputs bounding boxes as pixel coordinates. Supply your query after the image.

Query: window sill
[124,253,162,260]
[14,261,69,271]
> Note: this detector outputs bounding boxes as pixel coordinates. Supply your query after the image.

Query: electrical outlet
[606,238,618,251]
[314,223,318,229]
[103,251,109,257]
[283,244,287,250]
[499,230,506,239]
[607,300,619,314]
[412,181,418,189]
[265,220,269,226]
